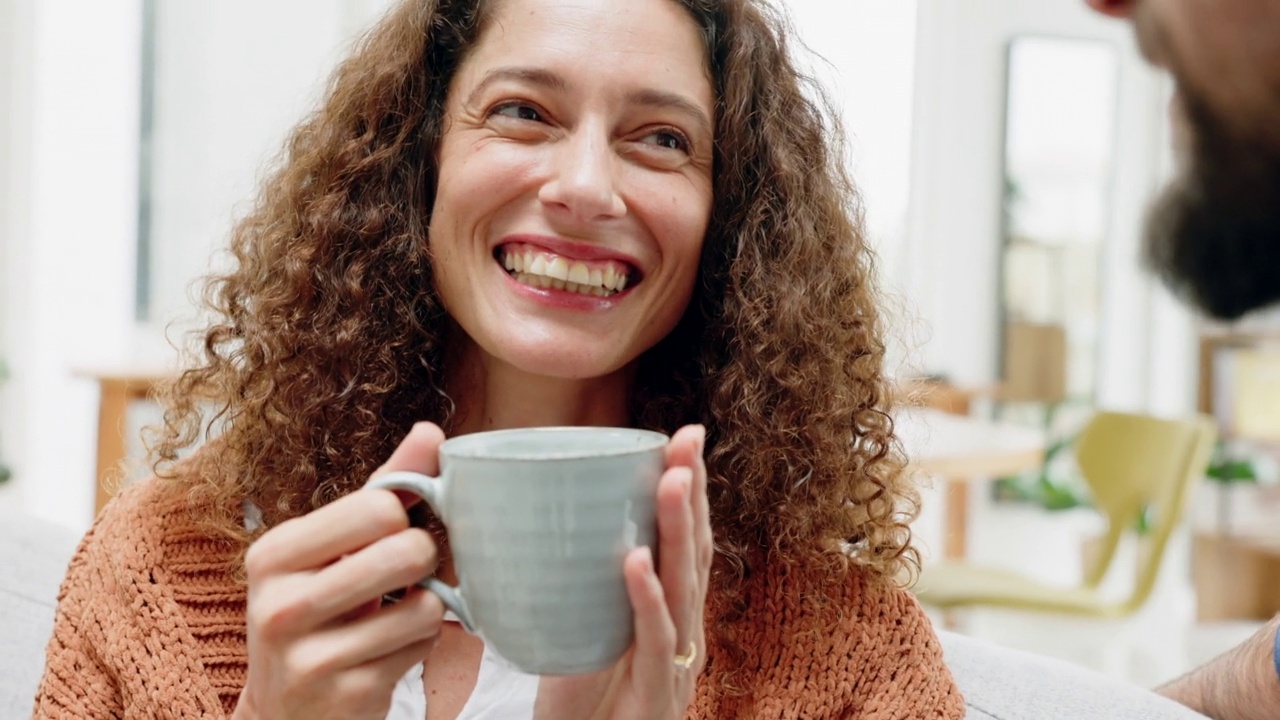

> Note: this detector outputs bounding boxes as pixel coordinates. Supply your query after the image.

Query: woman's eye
[492,103,544,122]
[641,129,691,153]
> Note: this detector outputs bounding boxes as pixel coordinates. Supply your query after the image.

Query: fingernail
[692,424,706,455]
[640,545,655,573]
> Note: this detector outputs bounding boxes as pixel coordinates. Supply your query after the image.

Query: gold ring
[673,641,698,670]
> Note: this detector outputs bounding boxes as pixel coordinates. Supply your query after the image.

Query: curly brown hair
[153,0,919,688]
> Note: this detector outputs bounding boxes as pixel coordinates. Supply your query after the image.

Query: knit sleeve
[692,565,965,719]
[30,478,234,719]
[31,526,125,719]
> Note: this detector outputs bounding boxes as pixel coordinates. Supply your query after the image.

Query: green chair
[915,411,1217,619]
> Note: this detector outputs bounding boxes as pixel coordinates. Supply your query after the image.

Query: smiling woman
[32,0,963,718]
[428,0,713,390]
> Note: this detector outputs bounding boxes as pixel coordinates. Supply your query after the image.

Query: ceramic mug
[365,426,668,675]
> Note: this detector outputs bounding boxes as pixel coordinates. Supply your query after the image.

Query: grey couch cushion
[1,510,78,719]
[940,630,1209,719]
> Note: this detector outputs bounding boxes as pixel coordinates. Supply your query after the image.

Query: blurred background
[4,0,1280,691]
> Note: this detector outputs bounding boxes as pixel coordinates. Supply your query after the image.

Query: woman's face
[428,0,715,382]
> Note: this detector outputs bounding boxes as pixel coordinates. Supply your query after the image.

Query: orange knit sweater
[33,479,964,719]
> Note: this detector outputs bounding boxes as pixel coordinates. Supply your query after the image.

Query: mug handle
[364,470,477,633]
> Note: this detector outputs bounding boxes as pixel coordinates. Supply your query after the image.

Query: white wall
[144,0,364,340]
[785,1,920,372]
[1143,90,1198,419]
[2,0,143,528]
[905,0,1196,415]
[0,0,28,511]
[785,2,917,258]
[2,0,397,531]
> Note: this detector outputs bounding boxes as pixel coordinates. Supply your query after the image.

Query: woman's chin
[501,346,631,383]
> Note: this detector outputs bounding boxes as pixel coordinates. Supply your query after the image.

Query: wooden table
[896,408,1046,559]
[76,369,173,515]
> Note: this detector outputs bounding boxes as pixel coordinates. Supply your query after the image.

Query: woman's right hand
[233,423,448,720]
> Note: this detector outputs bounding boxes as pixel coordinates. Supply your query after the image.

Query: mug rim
[441,426,670,460]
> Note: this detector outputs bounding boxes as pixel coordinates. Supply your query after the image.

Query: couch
[2,509,1207,719]
[2,508,78,719]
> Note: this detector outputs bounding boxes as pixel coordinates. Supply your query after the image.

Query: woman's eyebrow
[465,66,568,107]
[627,88,713,139]
[465,66,712,138]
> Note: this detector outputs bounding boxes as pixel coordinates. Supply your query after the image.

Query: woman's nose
[538,129,626,223]
[1086,0,1137,18]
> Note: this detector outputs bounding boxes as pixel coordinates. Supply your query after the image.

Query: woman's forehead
[457,0,714,107]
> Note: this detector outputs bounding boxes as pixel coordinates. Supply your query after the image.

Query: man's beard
[1143,89,1280,321]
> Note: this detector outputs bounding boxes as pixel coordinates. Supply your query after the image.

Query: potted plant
[1203,440,1271,534]
[992,399,1092,512]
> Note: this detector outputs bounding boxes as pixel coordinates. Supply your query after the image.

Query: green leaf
[1205,440,1260,484]
[1133,505,1152,534]
[1206,460,1256,482]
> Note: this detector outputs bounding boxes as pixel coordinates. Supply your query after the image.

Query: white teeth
[546,257,570,282]
[501,248,631,297]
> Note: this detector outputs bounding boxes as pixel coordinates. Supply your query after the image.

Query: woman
[35,0,964,717]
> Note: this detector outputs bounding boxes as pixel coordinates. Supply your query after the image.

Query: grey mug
[365,426,668,675]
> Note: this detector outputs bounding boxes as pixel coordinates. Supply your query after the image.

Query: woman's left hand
[534,424,712,720]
